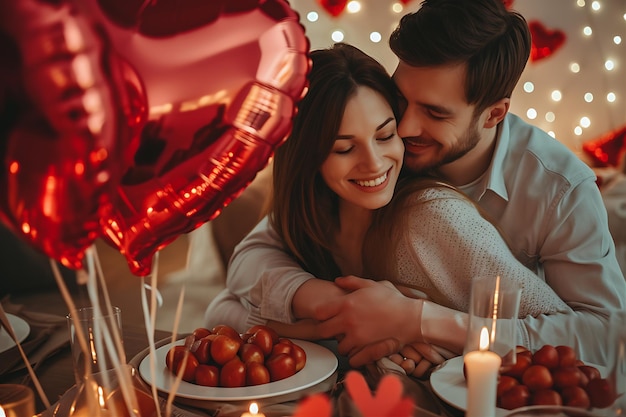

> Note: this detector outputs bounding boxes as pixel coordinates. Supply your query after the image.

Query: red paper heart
[582,125,626,167]
[292,394,333,417]
[529,20,566,62]
[345,371,414,417]
[317,0,347,17]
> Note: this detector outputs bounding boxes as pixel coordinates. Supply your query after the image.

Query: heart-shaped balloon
[85,0,310,276]
[582,125,626,167]
[0,0,146,269]
[317,0,348,18]
[529,20,566,62]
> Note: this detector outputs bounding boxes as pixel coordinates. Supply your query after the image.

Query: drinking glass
[464,275,522,371]
[66,306,124,385]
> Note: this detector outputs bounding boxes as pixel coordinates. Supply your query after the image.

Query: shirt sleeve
[225,216,315,326]
[523,178,626,365]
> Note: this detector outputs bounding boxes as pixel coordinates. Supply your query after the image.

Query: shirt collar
[481,114,511,202]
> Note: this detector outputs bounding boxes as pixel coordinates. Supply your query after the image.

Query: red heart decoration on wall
[317,0,348,17]
[582,125,626,167]
[529,20,566,62]
[501,0,515,9]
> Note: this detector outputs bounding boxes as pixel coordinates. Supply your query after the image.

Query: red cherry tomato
[271,341,293,357]
[174,352,199,383]
[497,375,519,397]
[246,325,280,344]
[522,365,553,391]
[195,364,219,387]
[165,345,187,371]
[246,361,271,386]
[220,358,246,388]
[192,336,213,364]
[239,343,265,365]
[210,334,241,365]
[502,353,532,380]
[192,327,212,340]
[290,343,307,372]
[211,324,243,343]
[498,384,530,410]
[266,353,296,382]
[561,386,591,408]
[531,389,562,406]
[578,365,601,383]
[552,366,582,389]
[586,378,616,408]
[248,328,275,357]
[555,345,577,367]
[532,345,559,370]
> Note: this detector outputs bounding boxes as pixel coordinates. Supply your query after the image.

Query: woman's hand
[315,276,424,357]
[389,342,457,379]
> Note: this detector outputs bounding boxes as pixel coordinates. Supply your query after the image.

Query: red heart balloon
[529,20,566,62]
[0,0,146,269]
[582,125,626,167]
[85,0,310,276]
[317,0,348,18]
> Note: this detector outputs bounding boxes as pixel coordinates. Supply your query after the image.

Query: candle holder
[0,384,35,417]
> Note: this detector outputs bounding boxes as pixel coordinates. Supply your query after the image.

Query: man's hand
[314,276,423,356]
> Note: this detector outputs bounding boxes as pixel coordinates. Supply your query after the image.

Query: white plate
[138,339,338,402]
[430,356,607,417]
[0,314,30,354]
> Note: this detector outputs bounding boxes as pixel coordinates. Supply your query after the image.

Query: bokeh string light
[291,0,625,158]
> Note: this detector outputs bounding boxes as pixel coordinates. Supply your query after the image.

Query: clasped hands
[313,275,456,378]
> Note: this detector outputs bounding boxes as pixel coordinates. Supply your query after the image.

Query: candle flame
[0,405,5,417]
[479,326,490,351]
[250,402,259,415]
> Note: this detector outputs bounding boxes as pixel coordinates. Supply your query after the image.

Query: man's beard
[405,119,481,175]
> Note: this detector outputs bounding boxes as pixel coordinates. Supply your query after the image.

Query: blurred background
[289,0,625,163]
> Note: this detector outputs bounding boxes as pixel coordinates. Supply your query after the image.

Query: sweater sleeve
[398,187,570,317]
[225,217,315,325]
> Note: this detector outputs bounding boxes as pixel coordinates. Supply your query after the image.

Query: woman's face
[320,86,404,211]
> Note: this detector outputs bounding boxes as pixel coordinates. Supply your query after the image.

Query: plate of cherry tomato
[430,345,613,416]
[138,327,338,402]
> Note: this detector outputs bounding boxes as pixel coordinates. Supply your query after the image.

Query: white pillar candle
[464,326,502,417]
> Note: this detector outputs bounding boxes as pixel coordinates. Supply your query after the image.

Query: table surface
[0,320,462,417]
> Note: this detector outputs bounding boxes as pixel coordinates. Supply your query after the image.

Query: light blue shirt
[460,113,626,363]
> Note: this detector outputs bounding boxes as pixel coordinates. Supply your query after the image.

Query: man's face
[392,61,484,175]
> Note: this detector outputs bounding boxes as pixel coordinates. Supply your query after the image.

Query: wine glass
[464,275,522,372]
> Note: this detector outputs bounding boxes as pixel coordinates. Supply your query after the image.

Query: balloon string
[87,247,139,416]
[141,250,164,417]
[0,301,50,409]
[51,259,100,414]
[165,285,186,417]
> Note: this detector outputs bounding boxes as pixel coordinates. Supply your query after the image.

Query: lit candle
[0,385,35,417]
[241,402,266,417]
[464,327,502,417]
